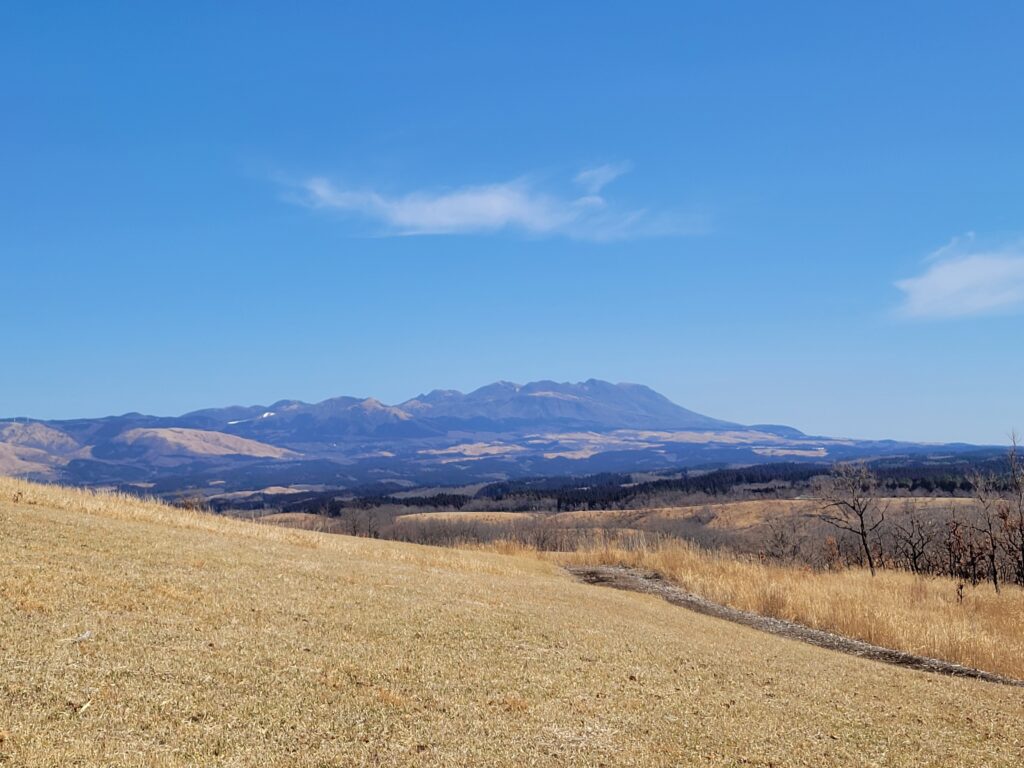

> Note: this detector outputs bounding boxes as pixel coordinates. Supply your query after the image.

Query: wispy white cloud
[297,165,703,241]
[896,236,1024,318]
[574,162,631,196]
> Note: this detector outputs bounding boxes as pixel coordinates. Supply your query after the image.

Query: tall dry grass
[556,538,1024,679]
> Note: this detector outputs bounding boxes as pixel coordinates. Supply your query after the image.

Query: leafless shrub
[814,464,888,576]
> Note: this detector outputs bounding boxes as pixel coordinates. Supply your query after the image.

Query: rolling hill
[1,478,1022,766]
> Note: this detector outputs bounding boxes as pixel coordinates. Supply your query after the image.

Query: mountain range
[0,379,984,500]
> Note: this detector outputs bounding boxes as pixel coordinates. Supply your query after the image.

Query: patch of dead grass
[556,539,1024,679]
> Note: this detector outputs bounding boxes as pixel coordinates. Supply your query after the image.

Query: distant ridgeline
[0,379,1003,499]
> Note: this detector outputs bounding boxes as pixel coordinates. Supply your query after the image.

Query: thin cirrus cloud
[895,235,1024,318]
[297,164,704,241]
[573,161,631,196]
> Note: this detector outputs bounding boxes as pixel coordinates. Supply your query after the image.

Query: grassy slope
[116,427,296,459]
[1,481,1022,767]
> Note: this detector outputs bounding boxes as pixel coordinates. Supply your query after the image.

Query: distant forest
[214,455,1005,517]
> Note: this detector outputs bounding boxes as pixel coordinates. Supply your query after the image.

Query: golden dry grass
[551,497,977,530]
[2,478,1023,766]
[254,511,346,532]
[389,497,978,534]
[395,510,539,525]
[557,539,1024,680]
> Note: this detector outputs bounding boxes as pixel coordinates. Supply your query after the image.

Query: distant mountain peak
[9,378,910,496]
[391,378,740,432]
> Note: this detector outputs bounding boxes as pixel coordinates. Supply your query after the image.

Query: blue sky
[2,2,1022,443]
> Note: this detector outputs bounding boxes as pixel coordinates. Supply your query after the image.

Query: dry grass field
[395,510,541,526]
[395,497,977,532]
[2,479,1023,766]
[253,511,350,533]
[557,540,1024,680]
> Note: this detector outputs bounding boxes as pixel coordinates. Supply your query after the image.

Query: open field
[254,510,539,536]
[2,479,1023,766]
[394,496,977,531]
[387,497,983,562]
[556,540,1024,680]
[253,510,350,533]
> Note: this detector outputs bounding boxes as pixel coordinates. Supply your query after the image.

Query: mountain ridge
[0,379,990,498]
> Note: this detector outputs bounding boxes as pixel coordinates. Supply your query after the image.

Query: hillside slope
[114,427,298,460]
[1,480,1022,766]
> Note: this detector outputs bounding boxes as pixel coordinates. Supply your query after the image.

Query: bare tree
[765,513,808,564]
[815,463,887,576]
[890,501,934,575]
[970,471,1002,592]
[999,436,1024,586]
[943,515,972,581]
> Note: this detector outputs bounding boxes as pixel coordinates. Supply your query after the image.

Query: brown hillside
[1,479,1021,766]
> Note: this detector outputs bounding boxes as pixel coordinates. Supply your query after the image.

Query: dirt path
[566,565,1024,687]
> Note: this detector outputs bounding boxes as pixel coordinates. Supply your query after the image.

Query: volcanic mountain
[0,379,980,498]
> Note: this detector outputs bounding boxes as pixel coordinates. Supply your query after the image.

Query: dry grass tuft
[2,479,1023,766]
